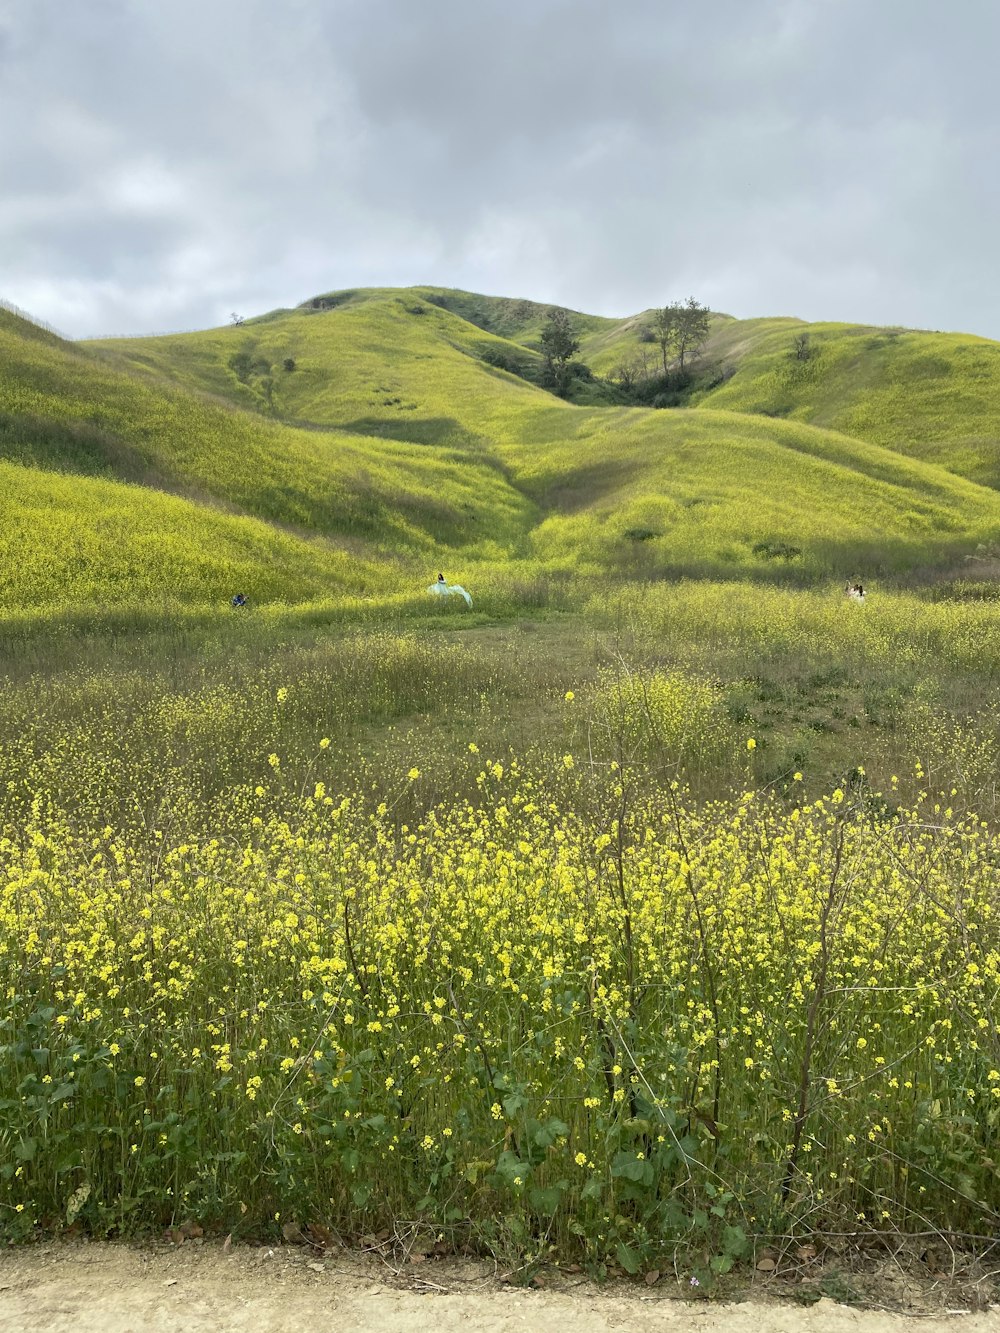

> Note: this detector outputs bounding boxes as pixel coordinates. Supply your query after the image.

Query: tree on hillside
[539,308,580,397]
[652,297,711,373]
[651,306,677,375]
[673,297,711,370]
[791,332,813,362]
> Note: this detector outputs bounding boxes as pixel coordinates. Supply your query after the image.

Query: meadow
[2,290,1000,1278]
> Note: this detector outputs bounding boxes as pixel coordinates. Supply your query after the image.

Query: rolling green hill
[0,458,395,608]
[690,320,1000,487]
[575,307,1000,490]
[3,287,1000,611]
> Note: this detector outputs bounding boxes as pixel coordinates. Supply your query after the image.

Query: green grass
[301,284,618,347]
[4,285,1000,618]
[0,460,399,610]
[2,304,534,558]
[76,292,1000,593]
[511,407,1000,579]
[691,320,1000,486]
[5,284,1000,1263]
[577,309,738,377]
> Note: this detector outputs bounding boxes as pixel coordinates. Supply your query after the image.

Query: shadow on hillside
[338,415,479,449]
[0,411,164,487]
[624,532,987,589]
[535,458,639,512]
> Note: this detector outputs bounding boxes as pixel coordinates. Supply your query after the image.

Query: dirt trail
[0,1244,997,1333]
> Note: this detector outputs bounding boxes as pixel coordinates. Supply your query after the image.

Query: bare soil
[0,1243,998,1333]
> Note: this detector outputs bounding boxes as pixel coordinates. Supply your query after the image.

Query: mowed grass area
[4,288,1000,1272]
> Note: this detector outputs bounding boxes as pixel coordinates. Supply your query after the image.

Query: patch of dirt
[0,1243,997,1333]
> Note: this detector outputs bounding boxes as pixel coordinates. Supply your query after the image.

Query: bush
[752,541,802,561]
[595,667,738,771]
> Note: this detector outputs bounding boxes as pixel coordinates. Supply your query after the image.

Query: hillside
[0,303,534,568]
[690,320,1000,487]
[0,458,396,608]
[2,287,1000,609]
[574,306,1000,489]
[7,288,1000,1264]
[89,290,1000,573]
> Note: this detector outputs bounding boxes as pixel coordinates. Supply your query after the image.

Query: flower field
[2,719,999,1270]
[5,284,1000,1272]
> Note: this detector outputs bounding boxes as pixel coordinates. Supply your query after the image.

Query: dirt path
[0,1244,997,1333]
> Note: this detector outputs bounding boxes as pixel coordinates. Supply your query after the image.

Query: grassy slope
[302,284,617,345]
[0,459,394,610]
[579,307,1000,490]
[690,320,1000,486]
[513,407,1000,578]
[5,289,1000,610]
[2,305,533,557]
[578,309,739,377]
[89,293,1000,579]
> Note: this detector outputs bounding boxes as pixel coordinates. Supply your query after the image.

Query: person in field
[231,592,248,608]
[428,574,472,606]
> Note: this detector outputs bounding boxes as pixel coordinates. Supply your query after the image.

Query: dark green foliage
[479,346,535,382]
[227,348,271,385]
[301,290,358,312]
[539,309,581,398]
[651,297,712,374]
[791,332,813,362]
[753,541,802,561]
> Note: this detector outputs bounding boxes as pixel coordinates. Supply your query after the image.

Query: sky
[2,0,998,339]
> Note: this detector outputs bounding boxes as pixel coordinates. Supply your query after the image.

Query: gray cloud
[2,0,998,338]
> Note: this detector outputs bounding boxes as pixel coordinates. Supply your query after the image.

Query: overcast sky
[1,0,997,339]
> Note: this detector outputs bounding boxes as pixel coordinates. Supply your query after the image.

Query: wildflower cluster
[1,760,998,1265]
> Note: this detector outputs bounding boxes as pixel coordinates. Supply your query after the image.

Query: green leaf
[616,1241,641,1274]
[722,1224,748,1256]
[611,1151,654,1186]
[528,1184,564,1214]
[530,1117,569,1149]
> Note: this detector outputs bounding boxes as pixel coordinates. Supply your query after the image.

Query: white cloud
[2,0,999,337]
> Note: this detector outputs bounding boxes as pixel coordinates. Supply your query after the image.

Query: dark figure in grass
[231,592,248,609]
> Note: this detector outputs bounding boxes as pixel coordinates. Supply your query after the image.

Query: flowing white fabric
[428,582,472,606]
